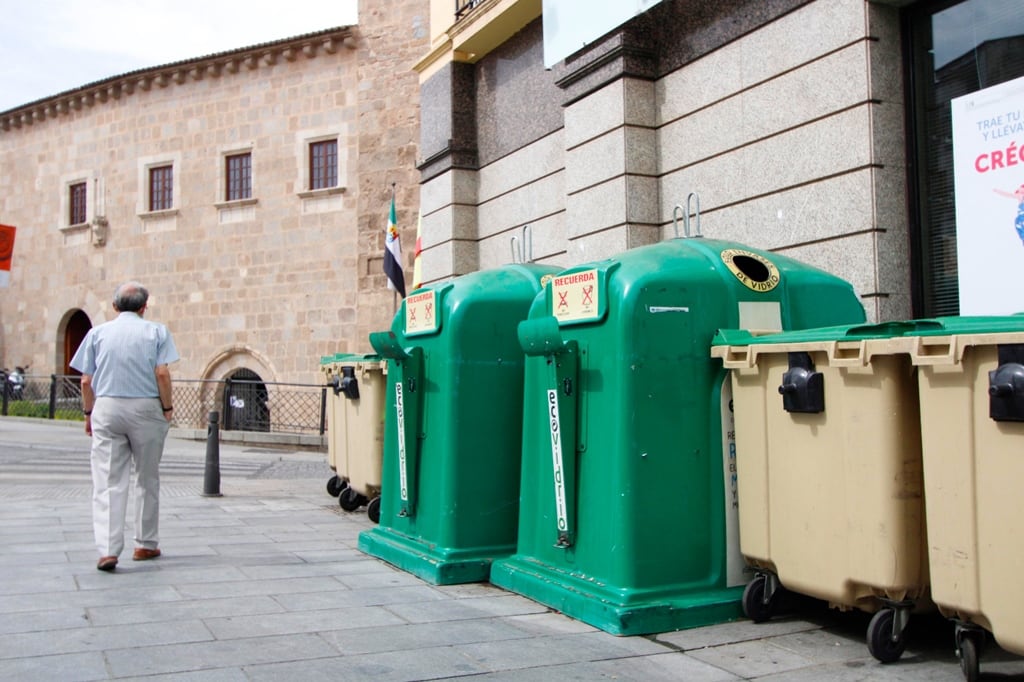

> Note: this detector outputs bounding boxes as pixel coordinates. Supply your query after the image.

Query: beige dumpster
[319,353,387,523]
[320,355,347,495]
[712,324,931,664]
[896,317,1024,681]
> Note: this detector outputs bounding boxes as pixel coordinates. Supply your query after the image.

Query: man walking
[71,282,179,571]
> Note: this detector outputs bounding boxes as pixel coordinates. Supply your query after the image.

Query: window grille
[226,153,252,201]
[69,182,87,225]
[309,140,337,190]
[149,165,173,211]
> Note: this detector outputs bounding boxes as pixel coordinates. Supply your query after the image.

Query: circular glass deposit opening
[732,254,771,283]
[720,249,781,292]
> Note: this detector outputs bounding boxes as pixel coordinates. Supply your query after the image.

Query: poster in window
[951,74,1024,315]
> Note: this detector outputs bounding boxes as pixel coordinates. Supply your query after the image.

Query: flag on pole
[384,191,406,298]
[411,213,423,292]
[0,224,16,288]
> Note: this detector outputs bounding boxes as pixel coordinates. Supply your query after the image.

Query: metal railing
[175,378,328,434]
[455,0,483,20]
[0,373,330,435]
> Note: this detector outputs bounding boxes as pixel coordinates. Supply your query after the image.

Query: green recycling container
[357,263,561,584]
[488,238,866,636]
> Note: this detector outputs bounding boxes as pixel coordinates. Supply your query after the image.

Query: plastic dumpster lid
[890,315,1024,366]
[891,314,1024,336]
[319,352,382,366]
[710,320,939,348]
[712,316,1024,368]
[714,315,1024,348]
[711,324,912,369]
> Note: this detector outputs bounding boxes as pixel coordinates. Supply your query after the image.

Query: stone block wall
[417,0,913,323]
[0,0,430,385]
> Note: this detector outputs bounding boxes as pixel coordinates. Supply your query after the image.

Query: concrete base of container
[357,526,510,585]
[490,556,744,636]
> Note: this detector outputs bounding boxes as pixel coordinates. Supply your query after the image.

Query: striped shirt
[70,312,179,398]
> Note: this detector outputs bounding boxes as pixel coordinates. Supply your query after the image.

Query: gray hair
[113,281,149,312]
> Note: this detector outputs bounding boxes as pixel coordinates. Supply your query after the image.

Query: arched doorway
[58,309,92,400]
[223,368,269,432]
[63,310,92,375]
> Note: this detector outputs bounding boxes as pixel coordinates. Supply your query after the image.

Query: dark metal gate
[222,369,269,432]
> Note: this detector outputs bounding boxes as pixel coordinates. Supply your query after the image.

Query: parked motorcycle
[2,365,28,400]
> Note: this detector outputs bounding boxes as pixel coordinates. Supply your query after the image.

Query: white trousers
[89,397,170,557]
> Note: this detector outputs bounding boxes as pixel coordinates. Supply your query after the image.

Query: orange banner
[0,224,15,287]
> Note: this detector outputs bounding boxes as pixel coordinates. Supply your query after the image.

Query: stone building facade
[416,0,911,323]
[0,0,429,387]
[4,0,1021,392]
[414,0,1023,323]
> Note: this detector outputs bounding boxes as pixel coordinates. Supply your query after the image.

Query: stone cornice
[0,26,356,132]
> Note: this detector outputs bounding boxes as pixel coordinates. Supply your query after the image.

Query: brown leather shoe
[132,548,161,561]
[97,556,118,571]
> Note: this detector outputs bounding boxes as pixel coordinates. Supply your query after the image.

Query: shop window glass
[907,0,1024,315]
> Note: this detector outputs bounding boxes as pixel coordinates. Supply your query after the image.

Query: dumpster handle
[828,341,869,367]
[510,224,532,264]
[906,335,959,366]
[671,205,683,238]
[671,193,703,239]
[370,330,412,361]
[714,345,755,369]
[686,191,702,237]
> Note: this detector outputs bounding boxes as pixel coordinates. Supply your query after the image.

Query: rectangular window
[69,182,88,225]
[225,152,252,201]
[149,165,173,211]
[906,0,1024,316]
[309,140,338,190]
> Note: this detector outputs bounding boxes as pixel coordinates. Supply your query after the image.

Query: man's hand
[81,374,95,437]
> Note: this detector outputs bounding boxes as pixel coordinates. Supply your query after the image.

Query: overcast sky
[0,0,358,112]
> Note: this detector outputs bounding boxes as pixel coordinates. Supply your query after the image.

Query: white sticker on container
[405,289,438,335]
[738,301,782,332]
[720,377,750,587]
[547,389,569,534]
[551,269,600,323]
[395,382,408,502]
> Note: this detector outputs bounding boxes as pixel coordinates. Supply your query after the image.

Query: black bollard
[201,411,223,497]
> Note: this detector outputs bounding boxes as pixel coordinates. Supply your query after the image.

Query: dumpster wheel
[326,475,348,497]
[955,623,984,682]
[367,496,381,524]
[867,608,907,663]
[742,573,778,623]
[339,486,367,512]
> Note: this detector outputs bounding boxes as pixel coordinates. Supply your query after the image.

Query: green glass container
[489,238,865,635]
[358,263,560,584]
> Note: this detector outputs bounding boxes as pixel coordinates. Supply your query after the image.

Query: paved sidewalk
[1,418,1022,681]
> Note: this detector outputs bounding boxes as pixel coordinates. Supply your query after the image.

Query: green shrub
[2,400,85,421]
[6,401,49,418]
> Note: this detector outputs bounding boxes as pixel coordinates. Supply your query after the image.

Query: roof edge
[1,25,356,127]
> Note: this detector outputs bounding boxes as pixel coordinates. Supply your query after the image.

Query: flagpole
[412,212,423,292]
[391,183,398,315]
[384,181,406,312]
